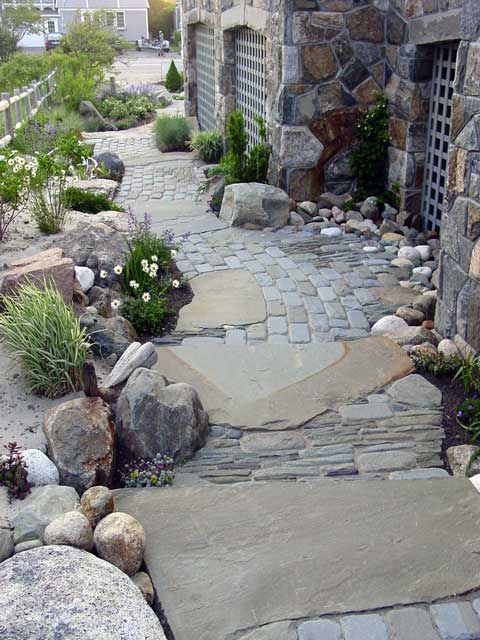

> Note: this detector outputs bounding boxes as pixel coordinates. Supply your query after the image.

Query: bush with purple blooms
[0,442,30,501]
[120,453,175,488]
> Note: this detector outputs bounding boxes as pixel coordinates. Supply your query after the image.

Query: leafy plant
[120,293,169,334]
[0,51,49,92]
[221,110,270,185]
[189,129,224,163]
[12,107,84,156]
[0,442,30,501]
[0,281,91,397]
[120,453,175,488]
[0,0,43,61]
[411,351,462,376]
[0,149,36,241]
[64,187,124,214]
[454,354,480,394]
[165,60,183,93]
[154,114,191,151]
[350,93,391,201]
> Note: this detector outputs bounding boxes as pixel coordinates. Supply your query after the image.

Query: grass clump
[189,129,223,163]
[65,187,124,214]
[154,115,191,152]
[0,281,90,397]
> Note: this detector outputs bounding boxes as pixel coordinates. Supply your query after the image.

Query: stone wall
[181,0,465,207]
[435,0,480,354]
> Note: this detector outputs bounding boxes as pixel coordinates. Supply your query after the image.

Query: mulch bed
[423,372,470,473]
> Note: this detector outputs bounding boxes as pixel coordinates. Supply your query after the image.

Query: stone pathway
[93,129,480,640]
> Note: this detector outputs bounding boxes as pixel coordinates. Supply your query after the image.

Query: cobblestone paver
[171,231,415,345]
[179,375,444,482]
[293,599,480,640]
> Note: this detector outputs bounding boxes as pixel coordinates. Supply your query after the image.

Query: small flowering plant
[120,453,175,488]
[0,442,30,501]
[0,149,36,241]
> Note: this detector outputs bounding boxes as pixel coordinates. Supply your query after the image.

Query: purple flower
[457,410,463,418]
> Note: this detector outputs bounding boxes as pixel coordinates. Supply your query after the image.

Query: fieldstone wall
[181,0,466,208]
[435,0,480,354]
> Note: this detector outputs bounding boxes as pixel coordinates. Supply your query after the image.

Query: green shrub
[0,52,49,94]
[12,105,83,155]
[165,60,183,93]
[221,110,270,185]
[0,281,90,397]
[154,114,191,152]
[120,294,168,335]
[122,231,172,297]
[189,129,224,163]
[64,187,124,214]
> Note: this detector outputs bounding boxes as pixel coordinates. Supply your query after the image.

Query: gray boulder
[116,367,209,460]
[360,196,379,219]
[103,341,158,388]
[74,266,95,293]
[220,183,290,229]
[43,397,115,493]
[79,100,116,131]
[0,528,14,563]
[22,449,59,487]
[12,485,79,544]
[80,311,136,358]
[73,178,118,200]
[0,546,166,639]
[93,152,126,182]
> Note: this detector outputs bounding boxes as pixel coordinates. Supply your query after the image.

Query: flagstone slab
[115,478,480,640]
[153,337,414,430]
[176,269,267,331]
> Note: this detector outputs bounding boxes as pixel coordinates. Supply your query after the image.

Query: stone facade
[435,0,480,354]
[181,0,467,205]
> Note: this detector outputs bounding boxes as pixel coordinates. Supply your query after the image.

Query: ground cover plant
[95,92,157,130]
[154,114,191,151]
[65,187,124,214]
[0,281,91,398]
[120,453,175,488]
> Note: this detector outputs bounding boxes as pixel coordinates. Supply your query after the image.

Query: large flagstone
[153,337,414,430]
[176,269,267,331]
[115,478,480,640]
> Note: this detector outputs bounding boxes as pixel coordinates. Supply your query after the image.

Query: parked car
[45,33,62,51]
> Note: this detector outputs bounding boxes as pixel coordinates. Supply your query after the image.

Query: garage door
[235,27,266,148]
[195,24,216,131]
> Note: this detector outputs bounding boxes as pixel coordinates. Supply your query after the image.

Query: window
[106,12,115,27]
[47,20,56,33]
[116,12,125,29]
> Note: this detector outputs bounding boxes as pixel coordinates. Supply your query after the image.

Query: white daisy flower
[7,158,14,166]
[114,265,123,275]
[100,270,108,279]
[151,255,158,262]
[111,299,121,310]
[13,166,19,173]
[172,279,180,289]
[170,249,177,257]
[142,292,151,302]
[129,280,139,290]
[0,155,5,161]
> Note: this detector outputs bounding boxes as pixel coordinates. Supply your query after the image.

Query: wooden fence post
[1,93,13,137]
[22,86,31,117]
[31,81,38,111]
[110,76,117,95]
[13,89,21,124]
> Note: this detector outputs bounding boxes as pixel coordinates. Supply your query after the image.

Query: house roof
[57,0,148,9]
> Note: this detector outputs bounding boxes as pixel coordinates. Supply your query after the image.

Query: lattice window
[422,43,458,231]
[195,24,216,131]
[235,28,267,149]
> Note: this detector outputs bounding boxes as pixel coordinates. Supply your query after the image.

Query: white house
[2,0,150,48]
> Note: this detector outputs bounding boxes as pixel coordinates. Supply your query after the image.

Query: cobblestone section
[179,375,445,483]
[173,231,414,344]
[90,132,207,206]
[290,598,480,640]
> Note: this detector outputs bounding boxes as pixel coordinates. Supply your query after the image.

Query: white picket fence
[0,69,56,148]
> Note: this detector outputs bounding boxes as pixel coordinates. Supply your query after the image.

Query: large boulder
[0,546,166,639]
[43,397,115,493]
[0,248,74,302]
[43,511,93,550]
[116,367,209,460]
[80,311,136,358]
[220,183,290,229]
[12,485,79,544]
[94,512,145,576]
[79,100,116,131]
[93,152,125,182]
[103,341,158,388]
[0,528,14,563]
[22,449,59,487]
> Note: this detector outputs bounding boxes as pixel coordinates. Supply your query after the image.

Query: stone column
[435,0,480,353]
